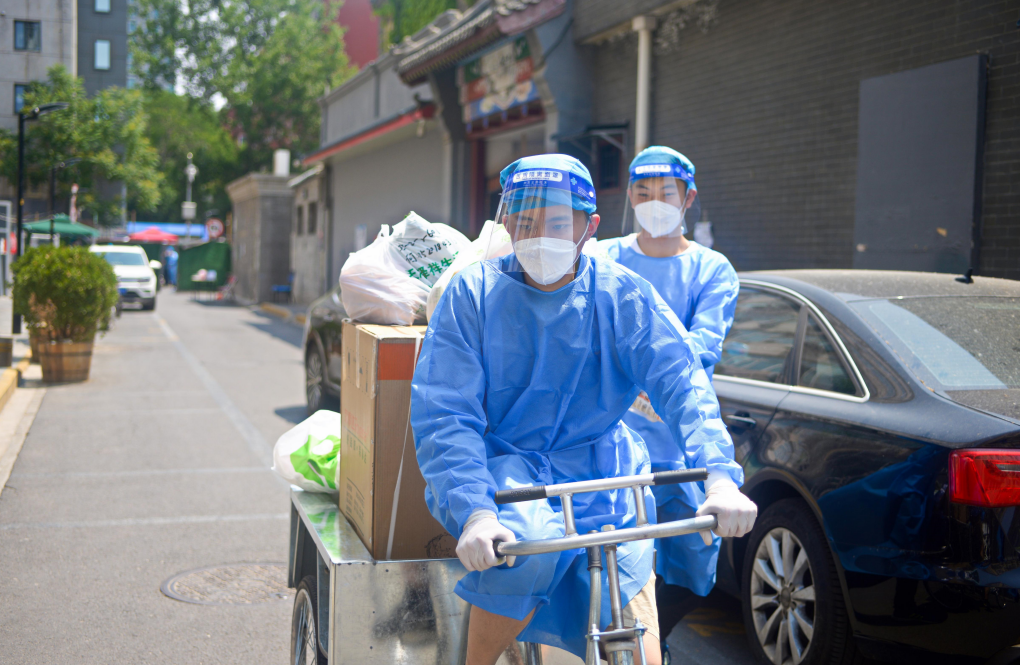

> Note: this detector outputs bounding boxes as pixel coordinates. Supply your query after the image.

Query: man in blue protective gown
[598,146,741,643]
[412,154,755,665]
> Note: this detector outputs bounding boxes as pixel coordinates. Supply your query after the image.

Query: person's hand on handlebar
[695,474,758,545]
[457,510,517,571]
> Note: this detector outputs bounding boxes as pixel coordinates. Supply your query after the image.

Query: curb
[0,355,32,416]
[259,303,306,327]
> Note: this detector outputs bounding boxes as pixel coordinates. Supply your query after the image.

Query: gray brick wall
[581,0,1020,279]
[574,0,677,42]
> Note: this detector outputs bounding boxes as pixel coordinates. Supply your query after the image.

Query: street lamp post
[183,152,198,245]
[15,102,69,334]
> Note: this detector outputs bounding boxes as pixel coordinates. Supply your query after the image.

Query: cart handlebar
[494,515,718,557]
[493,469,708,505]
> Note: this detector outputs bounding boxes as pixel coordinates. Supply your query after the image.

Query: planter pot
[0,337,12,367]
[38,339,94,383]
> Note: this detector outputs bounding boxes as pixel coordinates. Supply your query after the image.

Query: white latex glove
[456,510,517,572]
[695,474,758,545]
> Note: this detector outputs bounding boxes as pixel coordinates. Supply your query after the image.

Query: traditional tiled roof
[394,0,562,85]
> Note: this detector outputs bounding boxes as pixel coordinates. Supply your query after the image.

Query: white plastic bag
[272,410,343,493]
[426,220,513,321]
[340,212,468,325]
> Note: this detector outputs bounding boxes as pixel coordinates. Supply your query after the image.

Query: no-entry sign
[206,218,224,239]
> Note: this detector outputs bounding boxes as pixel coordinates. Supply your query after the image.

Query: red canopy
[129,226,179,242]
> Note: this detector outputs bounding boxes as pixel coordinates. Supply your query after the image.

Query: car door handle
[724,415,757,429]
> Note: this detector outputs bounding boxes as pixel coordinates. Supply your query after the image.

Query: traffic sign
[206,217,224,239]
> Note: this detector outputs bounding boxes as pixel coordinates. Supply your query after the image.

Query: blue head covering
[629,146,697,192]
[499,154,597,215]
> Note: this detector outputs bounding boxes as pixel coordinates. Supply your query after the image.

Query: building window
[307,202,317,235]
[14,21,42,52]
[597,142,622,190]
[295,206,304,236]
[94,40,111,70]
[95,0,112,12]
[14,84,28,114]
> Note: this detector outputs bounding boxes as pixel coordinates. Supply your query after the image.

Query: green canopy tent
[24,215,101,239]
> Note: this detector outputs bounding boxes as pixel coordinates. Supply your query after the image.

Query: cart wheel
[661,641,671,665]
[291,576,327,665]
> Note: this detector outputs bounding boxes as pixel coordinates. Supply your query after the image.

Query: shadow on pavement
[246,312,303,349]
[666,590,757,665]
[189,299,242,308]
[274,405,308,424]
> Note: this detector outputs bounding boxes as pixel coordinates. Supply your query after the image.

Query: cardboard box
[338,322,458,560]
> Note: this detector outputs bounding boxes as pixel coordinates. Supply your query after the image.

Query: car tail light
[950,450,1020,507]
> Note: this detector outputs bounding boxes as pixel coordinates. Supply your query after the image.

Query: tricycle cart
[288,470,716,665]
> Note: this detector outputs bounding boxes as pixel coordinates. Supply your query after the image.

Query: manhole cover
[160,563,293,606]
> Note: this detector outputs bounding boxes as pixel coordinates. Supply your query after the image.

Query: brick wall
[581,0,1020,279]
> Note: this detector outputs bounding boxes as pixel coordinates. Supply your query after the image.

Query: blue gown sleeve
[411,270,498,537]
[611,273,744,486]
[687,257,739,369]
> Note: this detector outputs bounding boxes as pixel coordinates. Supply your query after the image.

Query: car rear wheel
[306,346,326,415]
[741,499,862,665]
[306,344,338,415]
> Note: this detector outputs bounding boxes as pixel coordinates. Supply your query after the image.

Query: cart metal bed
[288,468,716,665]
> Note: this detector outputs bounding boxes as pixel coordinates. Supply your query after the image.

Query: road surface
[0,290,756,665]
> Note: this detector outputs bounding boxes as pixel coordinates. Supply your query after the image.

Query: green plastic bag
[272,410,342,492]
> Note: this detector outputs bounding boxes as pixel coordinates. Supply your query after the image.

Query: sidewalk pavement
[259,301,308,326]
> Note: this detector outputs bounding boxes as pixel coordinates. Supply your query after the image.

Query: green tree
[374,0,474,48]
[141,89,240,224]
[0,66,163,226]
[132,0,356,170]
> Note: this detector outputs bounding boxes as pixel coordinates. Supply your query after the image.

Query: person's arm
[614,278,755,540]
[411,271,499,538]
[614,275,742,484]
[687,259,739,370]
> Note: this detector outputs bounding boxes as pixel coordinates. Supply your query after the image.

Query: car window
[800,315,856,395]
[95,251,147,266]
[852,297,1017,389]
[717,288,800,384]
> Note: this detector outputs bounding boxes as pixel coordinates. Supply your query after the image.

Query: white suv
[90,244,159,311]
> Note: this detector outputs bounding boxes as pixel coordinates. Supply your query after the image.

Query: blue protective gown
[598,236,739,595]
[412,252,742,657]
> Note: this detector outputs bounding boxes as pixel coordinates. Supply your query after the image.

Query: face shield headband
[496,167,597,285]
[624,163,697,238]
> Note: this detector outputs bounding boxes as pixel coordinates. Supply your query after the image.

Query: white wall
[328,128,447,285]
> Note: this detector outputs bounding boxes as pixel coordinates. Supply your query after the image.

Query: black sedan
[302,284,346,414]
[712,270,1020,665]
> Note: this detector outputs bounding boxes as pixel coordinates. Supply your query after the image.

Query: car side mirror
[149,260,163,270]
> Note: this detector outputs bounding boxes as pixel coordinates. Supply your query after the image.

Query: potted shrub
[13,246,118,383]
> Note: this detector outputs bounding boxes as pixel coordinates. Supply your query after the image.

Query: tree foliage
[0,66,164,225]
[374,0,473,47]
[141,89,240,224]
[131,0,357,170]
[13,246,119,342]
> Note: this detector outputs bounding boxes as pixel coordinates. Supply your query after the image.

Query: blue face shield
[489,155,598,286]
[623,147,699,239]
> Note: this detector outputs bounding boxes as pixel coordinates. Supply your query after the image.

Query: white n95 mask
[634,200,685,237]
[513,237,577,285]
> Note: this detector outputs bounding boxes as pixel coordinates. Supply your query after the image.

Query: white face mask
[634,200,685,238]
[513,237,577,285]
